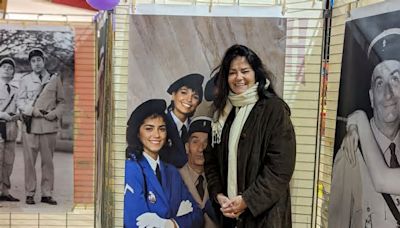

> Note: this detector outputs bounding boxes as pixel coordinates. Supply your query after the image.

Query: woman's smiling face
[172,86,200,119]
[139,116,167,158]
[228,56,256,95]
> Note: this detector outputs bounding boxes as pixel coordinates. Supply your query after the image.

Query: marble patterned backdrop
[128,15,286,115]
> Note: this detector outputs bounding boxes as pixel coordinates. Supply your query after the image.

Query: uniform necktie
[156,164,162,185]
[196,175,204,199]
[39,74,43,82]
[6,84,10,94]
[389,143,400,168]
[181,125,188,144]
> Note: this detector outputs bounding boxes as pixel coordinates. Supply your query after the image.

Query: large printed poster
[0,25,74,211]
[329,5,400,228]
[125,13,286,227]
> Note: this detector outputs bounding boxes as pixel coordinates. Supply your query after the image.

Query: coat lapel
[166,112,184,151]
[181,165,202,205]
[238,100,264,161]
[180,164,209,208]
[235,99,264,193]
[160,161,170,201]
[240,99,263,136]
[161,112,188,167]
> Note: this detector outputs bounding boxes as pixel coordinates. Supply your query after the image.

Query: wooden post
[0,0,8,19]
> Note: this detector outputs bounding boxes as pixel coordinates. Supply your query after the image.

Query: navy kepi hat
[167,73,204,102]
[126,99,167,146]
[188,116,212,137]
[28,48,44,61]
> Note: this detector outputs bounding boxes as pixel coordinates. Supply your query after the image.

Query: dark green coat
[204,95,296,228]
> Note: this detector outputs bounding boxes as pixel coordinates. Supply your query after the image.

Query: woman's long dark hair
[213,44,277,114]
[125,113,169,160]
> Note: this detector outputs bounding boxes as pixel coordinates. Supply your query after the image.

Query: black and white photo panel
[0,25,74,212]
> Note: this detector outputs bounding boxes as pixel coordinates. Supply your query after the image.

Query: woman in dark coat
[204,44,296,228]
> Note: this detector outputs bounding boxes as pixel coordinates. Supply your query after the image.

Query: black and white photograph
[329,7,400,228]
[0,25,74,212]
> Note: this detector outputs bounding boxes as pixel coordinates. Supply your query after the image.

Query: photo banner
[125,13,287,226]
[0,25,74,212]
[329,4,400,228]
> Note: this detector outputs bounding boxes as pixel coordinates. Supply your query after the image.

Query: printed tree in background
[0,29,75,147]
[0,29,74,75]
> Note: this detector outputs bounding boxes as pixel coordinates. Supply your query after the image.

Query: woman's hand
[216,194,234,218]
[341,110,369,166]
[228,195,247,217]
[341,124,359,167]
[218,194,247,219]
[216,193,230,206]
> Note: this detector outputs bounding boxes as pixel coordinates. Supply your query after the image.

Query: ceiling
[5,0,96,22]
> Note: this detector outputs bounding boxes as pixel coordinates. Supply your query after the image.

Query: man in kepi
[0,57,20,202]
[179,116,219,228]
[329,29,400,227]
[16,48,65,205]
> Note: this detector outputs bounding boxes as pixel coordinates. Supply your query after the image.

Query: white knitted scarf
[211,79,270,198]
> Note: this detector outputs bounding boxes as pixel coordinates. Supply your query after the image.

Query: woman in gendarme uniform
[124,99,204,228]
[159,74,204,168]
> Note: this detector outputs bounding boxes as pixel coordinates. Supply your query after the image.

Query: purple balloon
[86,0,120,10]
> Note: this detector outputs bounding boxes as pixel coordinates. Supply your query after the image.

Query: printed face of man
[139,116,167,159]
[172,86,200,119]
[30,56,45,74]
[0,63,14,79]
[369,60,400,126]
[186,132,208,168]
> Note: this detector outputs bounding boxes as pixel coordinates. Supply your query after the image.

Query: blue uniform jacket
[124,157,204,228]
[159,112,188,168]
